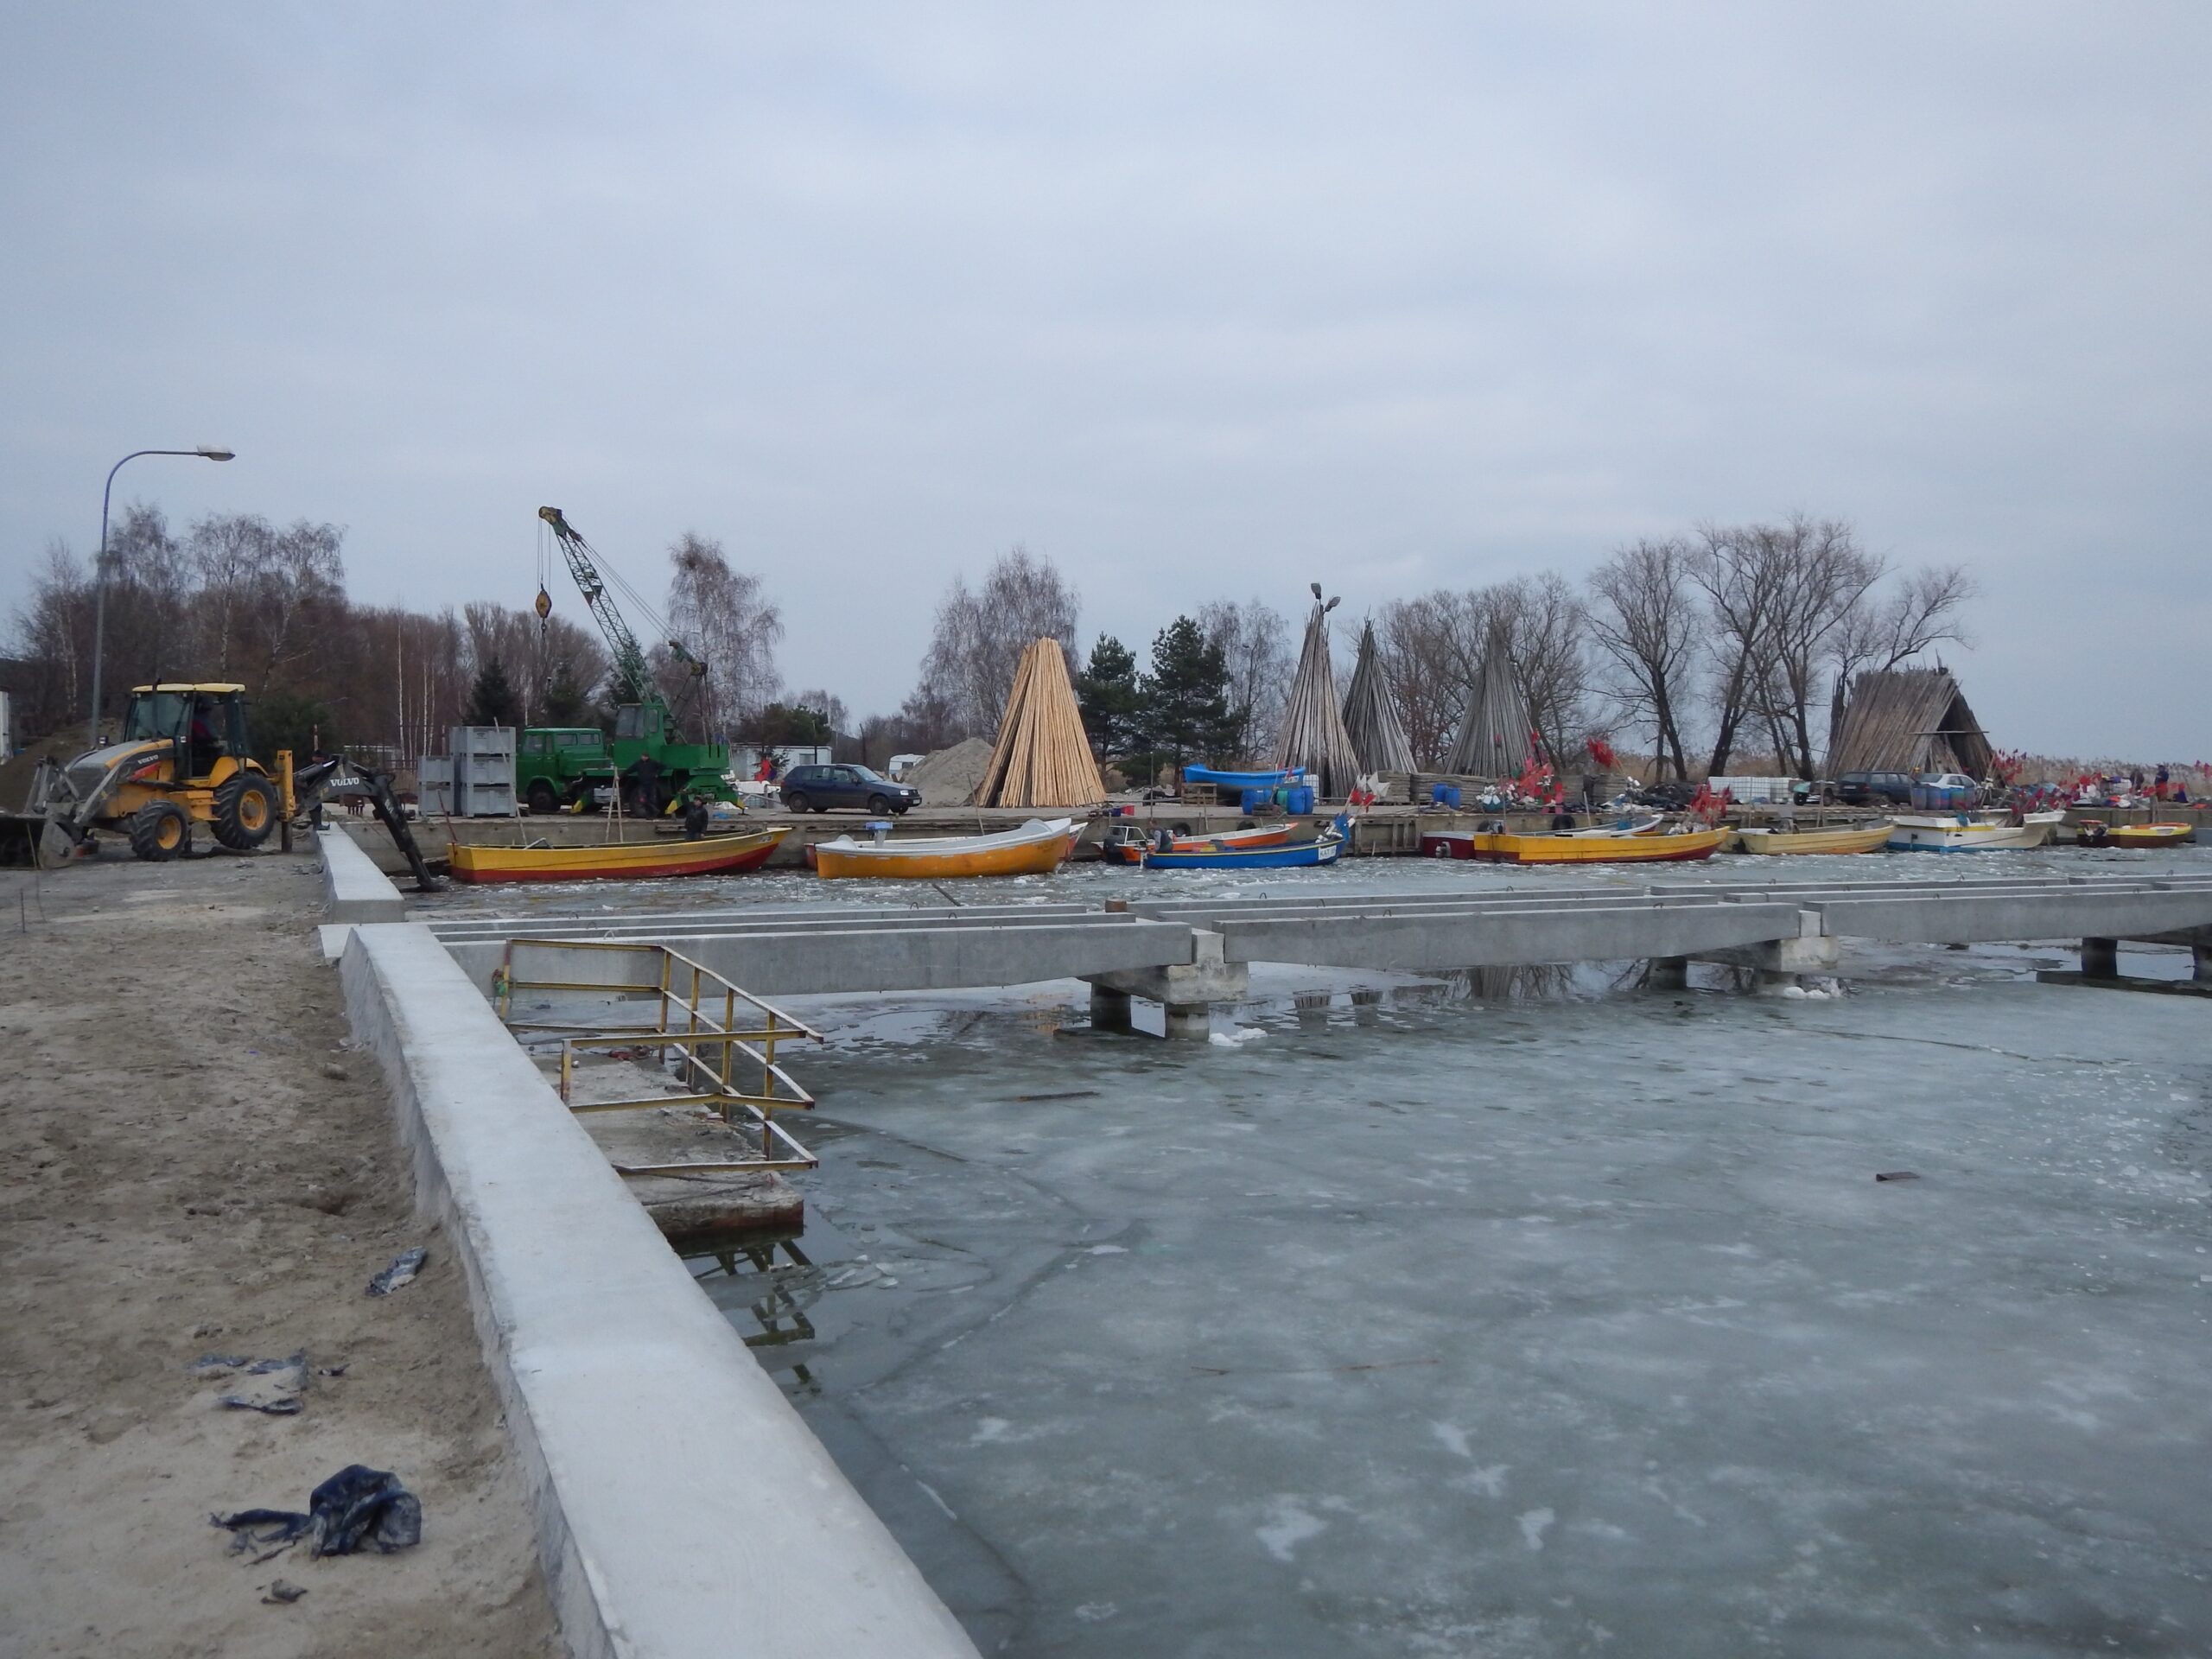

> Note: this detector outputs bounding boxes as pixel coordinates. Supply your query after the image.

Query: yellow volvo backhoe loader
[34,683,283,861]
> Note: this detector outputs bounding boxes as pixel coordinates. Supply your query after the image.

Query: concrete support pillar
[2196,945,2212,984]
[1089,984,1133,1033]
[1648,957,1688,991]
[1163,1003,1212,1041]
[2082,937,2120,979]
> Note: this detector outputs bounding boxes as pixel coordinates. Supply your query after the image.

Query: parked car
[779,763,921,815]
[1918,772,1980,795]
[1833,771,1915,806]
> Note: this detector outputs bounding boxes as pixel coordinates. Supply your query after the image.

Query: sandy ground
[0,846,560,1658]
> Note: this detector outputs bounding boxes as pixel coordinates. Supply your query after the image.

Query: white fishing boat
[808,817,1079,879]
[1887,810,2064,853]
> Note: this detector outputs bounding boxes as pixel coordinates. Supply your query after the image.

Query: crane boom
[537,505,653,702]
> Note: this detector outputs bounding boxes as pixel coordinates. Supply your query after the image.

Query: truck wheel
[211,773,279,849]
[527,779,560,815]
[783,791,810,814]
[130,800,192,861]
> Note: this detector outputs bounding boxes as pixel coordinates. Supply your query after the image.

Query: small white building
[730,742,833,781]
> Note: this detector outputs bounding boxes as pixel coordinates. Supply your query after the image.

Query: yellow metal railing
[493,938,824,1178]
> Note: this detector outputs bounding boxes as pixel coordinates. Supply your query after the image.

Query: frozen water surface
[431,841,2212,1653]
[670,932,2212,1657]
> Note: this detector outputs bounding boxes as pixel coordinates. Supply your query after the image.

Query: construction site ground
[0,845,558,1658]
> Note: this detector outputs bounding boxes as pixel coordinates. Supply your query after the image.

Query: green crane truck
[533,506,739,812]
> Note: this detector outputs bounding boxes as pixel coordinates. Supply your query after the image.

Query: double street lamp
[86,445,236,740]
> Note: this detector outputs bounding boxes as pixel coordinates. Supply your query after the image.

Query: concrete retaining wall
[338,921,977,1659]
[319,825,408,923]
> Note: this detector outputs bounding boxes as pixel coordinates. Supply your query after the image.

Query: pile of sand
[905,735,996,806]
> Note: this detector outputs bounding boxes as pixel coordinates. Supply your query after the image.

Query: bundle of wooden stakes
[972,637,1109,808]
[1271,585,1361,798]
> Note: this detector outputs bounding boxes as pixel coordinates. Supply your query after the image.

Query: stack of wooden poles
[1341,618,1415,773]
[1271,585,1362,798]
[972,637,1108,808]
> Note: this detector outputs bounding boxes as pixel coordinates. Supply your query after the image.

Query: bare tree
[1196,596,1292,762]
[665,531,783,736]
[910,546,1080,741]
[1689,520,1803,777]
[1747,516,1884,779]
[1489,573,1591,766]
[1374,590,1485,766]
[1826,563,1976,757]
[1586,537,1699,780]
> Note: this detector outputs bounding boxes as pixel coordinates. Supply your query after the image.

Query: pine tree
[465,656,524,729]
[1141,617,1236,776]
[542,664,593,727]
[1076,633,1143,758]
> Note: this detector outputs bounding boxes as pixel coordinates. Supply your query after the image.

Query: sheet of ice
[686,938,2212,1657]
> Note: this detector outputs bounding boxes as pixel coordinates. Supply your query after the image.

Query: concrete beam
[1206,900,1811,972]
[1804,888,2212,947]
[2082,937,2120,979]
[447,917,1197,1000]
[338,923,976,1659]
[318,826,407,924]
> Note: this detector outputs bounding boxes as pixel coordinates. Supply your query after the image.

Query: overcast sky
[3,4,2207,759]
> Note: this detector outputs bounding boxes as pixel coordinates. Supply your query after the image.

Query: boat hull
[447,827,789,884]
[1133,835,1345,871]
[1887,814,2061,853]
[812,823,1079,879]
[2098,822,2196,849]
[1733,823,1894,856]
[1420,828,1727,864]
[1101,824,1293,865]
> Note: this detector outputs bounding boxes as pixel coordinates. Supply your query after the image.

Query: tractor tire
[783,791,810,814]
[526,779,561,815]
[129,800,192,861]
[211,772,280,850]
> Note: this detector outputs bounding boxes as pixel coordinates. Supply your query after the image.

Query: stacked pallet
[1341,619,1414,773]
[1271,586,1362,799]
[972,638,1108,808]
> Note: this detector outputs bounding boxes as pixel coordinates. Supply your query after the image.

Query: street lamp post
[86,446,235,740]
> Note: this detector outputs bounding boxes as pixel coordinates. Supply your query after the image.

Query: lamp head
[197,447,235,461]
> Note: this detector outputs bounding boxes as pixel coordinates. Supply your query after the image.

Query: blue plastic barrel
[1241,787,1269,812]
[1288,785,1317,815]
[1431,784,1461,810]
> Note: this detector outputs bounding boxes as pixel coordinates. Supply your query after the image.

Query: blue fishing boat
[1112,814,1351,870]
[1181,765,1309,789]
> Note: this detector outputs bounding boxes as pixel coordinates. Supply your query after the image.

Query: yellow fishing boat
[2077,820,2196,849]
[810,817,1080,880]
[1421,824,1729,865]
[448,826,789,884]
[1733,822,1894,855]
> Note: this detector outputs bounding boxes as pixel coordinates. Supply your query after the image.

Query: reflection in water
[690,1231,822,1390]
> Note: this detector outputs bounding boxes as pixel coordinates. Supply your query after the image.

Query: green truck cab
[518,727,614,814]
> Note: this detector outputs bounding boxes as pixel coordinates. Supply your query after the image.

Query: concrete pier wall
[318,824,408,922]
[338,921,977,1659]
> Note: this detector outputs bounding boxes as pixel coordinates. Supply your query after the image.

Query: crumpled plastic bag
[213,1465,423,1560]
[193,1352,307,1415]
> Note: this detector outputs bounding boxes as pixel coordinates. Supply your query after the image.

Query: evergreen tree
[542,664,594,727]
[465,655,524,729]
[1141,616,1236,776]
[1076,633,1143,757]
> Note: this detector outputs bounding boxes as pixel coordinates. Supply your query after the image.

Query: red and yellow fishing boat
[448,825,790,884]
[1099,822,1291,866]
[1420,823,1728,865]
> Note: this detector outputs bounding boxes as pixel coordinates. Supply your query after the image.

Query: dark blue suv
[779,764,920,815]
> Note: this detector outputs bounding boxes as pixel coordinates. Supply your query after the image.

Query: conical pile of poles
[972,637,1107,808]
[1443,622,1535,776]
[1270,584,1361,798]
[1340,618,1414,773]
